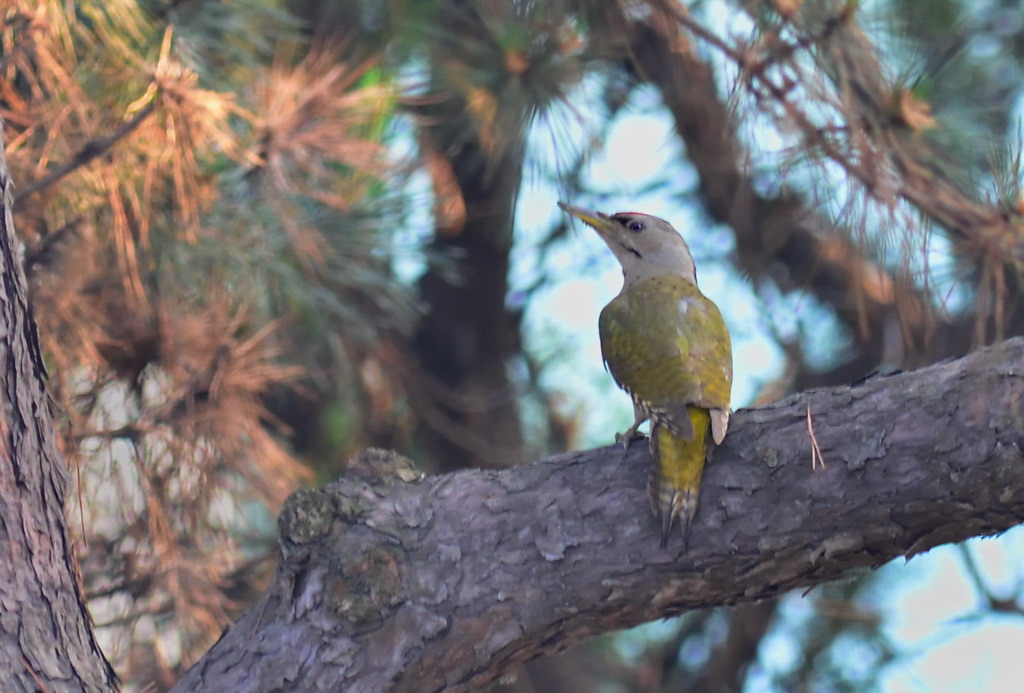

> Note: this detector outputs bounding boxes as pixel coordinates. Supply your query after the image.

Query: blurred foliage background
[3,0,1024,690]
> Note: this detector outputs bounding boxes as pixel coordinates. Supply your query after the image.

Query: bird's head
[558,202,697,287]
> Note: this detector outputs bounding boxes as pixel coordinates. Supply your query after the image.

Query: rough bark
[0,123,118,690]
[175,338,1024,692]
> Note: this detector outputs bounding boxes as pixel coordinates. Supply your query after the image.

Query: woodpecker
[559,202,732,549]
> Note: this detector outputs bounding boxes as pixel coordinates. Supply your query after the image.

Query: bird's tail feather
[649,408,711,550]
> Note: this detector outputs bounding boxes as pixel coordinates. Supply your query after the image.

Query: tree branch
[693,601,776,691]
[175,338,1024,692]
[617,5,947,383]
[663,1,1024,335]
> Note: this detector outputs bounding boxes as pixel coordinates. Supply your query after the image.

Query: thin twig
[20,657,48,693]
[23,217,82,277]
[955,543,1024,617]
[663,1,1022,274]
[15,100,156,202]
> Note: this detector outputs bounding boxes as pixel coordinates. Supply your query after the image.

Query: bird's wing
[599,276,731,438]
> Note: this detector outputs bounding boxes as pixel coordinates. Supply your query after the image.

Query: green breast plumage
[598,275,732,420]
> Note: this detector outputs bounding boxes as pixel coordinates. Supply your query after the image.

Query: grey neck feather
[618,245,697,290]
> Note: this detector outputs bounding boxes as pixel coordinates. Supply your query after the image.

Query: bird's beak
[558,202,615,238]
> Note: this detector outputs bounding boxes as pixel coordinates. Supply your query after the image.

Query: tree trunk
[408,90,526,473]
[0,122,117,690]
[405,0,530,475]
[174,338,1024,692]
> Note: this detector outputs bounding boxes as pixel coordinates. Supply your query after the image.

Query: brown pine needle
[807,405,826,470]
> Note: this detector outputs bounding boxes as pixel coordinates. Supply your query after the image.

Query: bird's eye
[628,221,644,232]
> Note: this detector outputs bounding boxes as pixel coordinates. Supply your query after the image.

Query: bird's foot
[615,429,648,449]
